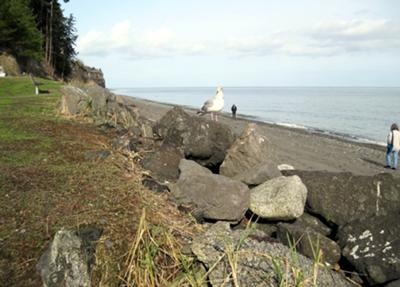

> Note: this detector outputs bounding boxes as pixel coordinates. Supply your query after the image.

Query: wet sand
[122,95,393,177]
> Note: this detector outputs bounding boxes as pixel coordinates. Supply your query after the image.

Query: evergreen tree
[0,0,42,60]
[29,0,77,77]
[0,0,77,77]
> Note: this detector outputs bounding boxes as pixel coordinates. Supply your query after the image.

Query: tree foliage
[0,0,77,77]
[0,0,42,60]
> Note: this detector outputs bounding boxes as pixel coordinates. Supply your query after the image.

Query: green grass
[0,76,201,287]
[0,77,61,167]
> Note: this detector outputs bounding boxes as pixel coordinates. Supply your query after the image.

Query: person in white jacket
[385,123,400,169]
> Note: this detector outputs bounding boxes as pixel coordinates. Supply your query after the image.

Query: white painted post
[35,86,39,95]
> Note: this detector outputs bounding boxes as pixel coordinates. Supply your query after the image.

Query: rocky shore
[42,82,400,286]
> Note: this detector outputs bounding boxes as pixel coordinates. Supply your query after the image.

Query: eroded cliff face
[70,60,106,88]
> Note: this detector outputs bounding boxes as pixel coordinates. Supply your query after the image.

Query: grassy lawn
[0,77,200,286]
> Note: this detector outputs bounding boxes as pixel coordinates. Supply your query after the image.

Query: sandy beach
[122,95,393,177]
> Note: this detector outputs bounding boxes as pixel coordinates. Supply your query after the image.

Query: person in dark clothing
[231,104,237,119]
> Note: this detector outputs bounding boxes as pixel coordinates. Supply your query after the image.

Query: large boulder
[277,222,341,266]
[178,158,212,178]
[60,85,91,116]
[337,215,400,285]
[37,226,102,287]
[284,171,400,227]
[59,84,140,130]
[191,222,355,287]
[154,107,235,168]
[250,175,307,220]
[220,123,276,180]
[140,144,184,182]
[84,84,113,116]
[238,161,282,186]
[171,160,249,221]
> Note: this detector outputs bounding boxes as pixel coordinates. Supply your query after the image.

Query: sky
[61,0,400,88]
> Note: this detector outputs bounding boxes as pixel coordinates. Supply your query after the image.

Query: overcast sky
[62,0,400,88]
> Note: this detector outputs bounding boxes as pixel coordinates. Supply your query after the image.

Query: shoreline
[118,93,393,177]
[119,94,386,151]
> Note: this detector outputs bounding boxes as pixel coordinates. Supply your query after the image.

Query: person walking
[385,123,400,170]
[231,104,237,119]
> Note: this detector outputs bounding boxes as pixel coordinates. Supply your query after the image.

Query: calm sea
[113,87,400,145]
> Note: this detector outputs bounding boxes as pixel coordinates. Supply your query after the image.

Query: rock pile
[53,84,400,286]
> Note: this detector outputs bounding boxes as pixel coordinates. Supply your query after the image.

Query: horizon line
[110,85,400,89]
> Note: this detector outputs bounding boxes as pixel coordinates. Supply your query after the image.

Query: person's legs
[386,145,393,167]
[393,150,399,169]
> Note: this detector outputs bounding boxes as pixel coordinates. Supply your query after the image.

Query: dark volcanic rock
[37,226,102,287]
[220,123,276,180]
[337,215,400,285]
[154,107,235,168]
[284,171,400,227]
[171,160,249,222]
[192,222,355,287]
[140,144,184,182]
[277,221,341,265]
[296,212,332,236]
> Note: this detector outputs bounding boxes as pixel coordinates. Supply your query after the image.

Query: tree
[29,0,77,77]
[0,0,42,60]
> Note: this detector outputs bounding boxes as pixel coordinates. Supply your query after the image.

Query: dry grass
[0,77,203,286]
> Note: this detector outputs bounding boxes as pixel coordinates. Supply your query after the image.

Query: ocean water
[113,87,400,145]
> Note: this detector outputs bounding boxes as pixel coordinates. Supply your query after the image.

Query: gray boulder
[59,84,140,130]
[220,123,274,179]
[154,107,235,168]
[171,160,249,221]
[191,222,355,287]
[238,161,282,186]
[337,215,400,285]
[284,171,400,227]
[250,175,307,220]
[60,85,91,116]
[178,158,212,178]
[84,84,113,116]
[140,144,184,182]
[277,222,341,266]
[37,226,102,287]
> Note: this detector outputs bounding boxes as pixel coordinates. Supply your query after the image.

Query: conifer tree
[0,0,42,60]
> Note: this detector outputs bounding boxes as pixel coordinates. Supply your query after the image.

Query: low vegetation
[0,77,201,286]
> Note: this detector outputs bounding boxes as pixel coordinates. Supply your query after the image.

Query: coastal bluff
[49,82,400,286]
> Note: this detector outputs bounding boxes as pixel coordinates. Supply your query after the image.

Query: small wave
[275,122,308,130]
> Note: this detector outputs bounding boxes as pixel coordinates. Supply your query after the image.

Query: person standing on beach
[385,123,400,170]
[231,104,237,119]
